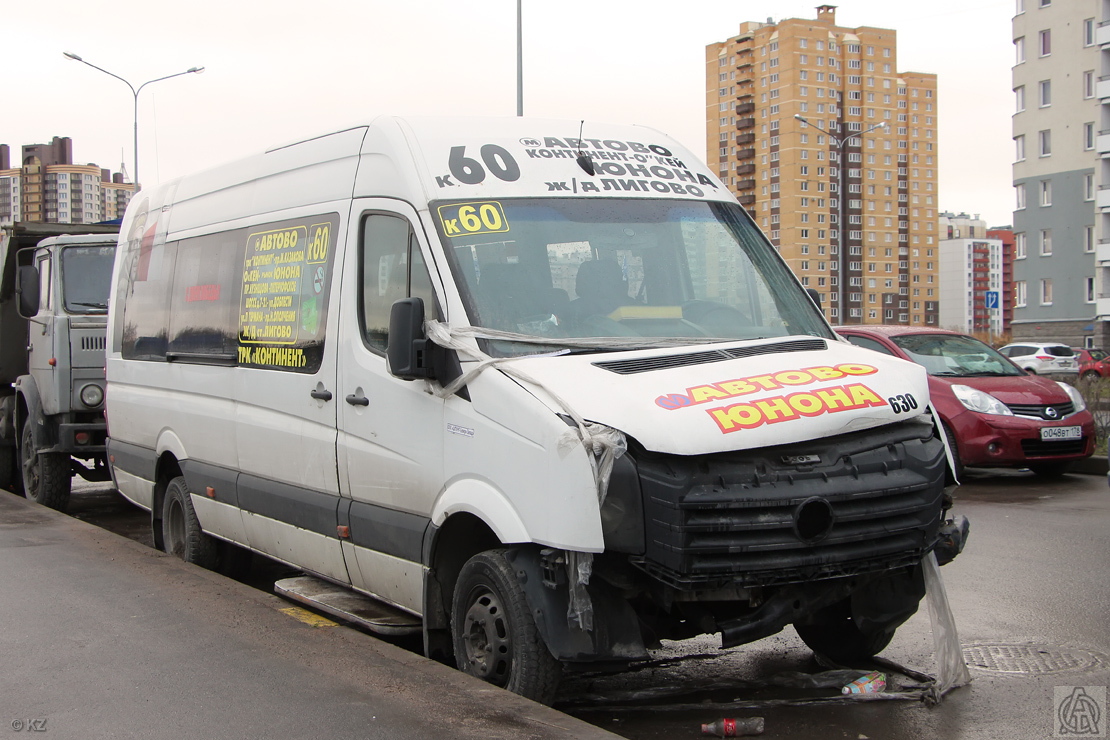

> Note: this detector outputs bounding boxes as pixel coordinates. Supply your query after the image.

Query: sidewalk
[0,492,619,740]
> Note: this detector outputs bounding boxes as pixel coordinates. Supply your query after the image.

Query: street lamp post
[794,114,885,324]
[516,0,523,116]
[63,52,204,188]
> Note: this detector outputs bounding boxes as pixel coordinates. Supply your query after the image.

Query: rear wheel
[20,422,71,511]
[162,475,218,568]
[1082,370,1101,381]
[794,599,896,664]
[451,550,561,704]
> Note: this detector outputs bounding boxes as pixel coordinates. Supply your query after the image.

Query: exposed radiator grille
[593,338,828,375]
[1006,402,1075,420]
[635,419,946,589]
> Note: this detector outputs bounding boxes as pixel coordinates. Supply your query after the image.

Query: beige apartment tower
[707,5,939,325]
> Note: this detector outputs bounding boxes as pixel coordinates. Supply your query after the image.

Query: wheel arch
[150,451,185,552]
[422,511,501,665]
[13,378,43,448]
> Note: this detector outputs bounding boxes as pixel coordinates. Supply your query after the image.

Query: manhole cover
[963,643,1106,675]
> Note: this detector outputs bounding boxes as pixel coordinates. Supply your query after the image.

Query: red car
[835,326,1094,477]
[1074,348,1110,380]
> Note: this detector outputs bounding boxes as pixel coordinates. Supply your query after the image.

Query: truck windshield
[61,246,115,314]
[434,197,832,356]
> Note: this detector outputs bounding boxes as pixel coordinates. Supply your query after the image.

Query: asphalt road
[6,468,1109,740]
[559,467,1110,739]
[0,491,617,740]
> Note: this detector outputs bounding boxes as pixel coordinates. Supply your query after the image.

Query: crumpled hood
[505,336,932,455]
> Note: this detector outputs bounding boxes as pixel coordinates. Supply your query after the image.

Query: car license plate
[1041,425,1081,440]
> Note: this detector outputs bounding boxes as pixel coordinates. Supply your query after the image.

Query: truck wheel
[162,476,218,569]
[20,422,71,511]
[451,550,561,704]
[794,600,896,664]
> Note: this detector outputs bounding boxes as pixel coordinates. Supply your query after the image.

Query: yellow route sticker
[437,201,509,237]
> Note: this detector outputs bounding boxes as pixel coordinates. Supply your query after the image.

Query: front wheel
[794,600,896,664]
[20,422,71,511]
[451,550,561,704]
[162,475,218,568]
[1082,370,1101,381]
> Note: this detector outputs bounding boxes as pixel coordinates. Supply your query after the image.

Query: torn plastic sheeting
[424,321,627,504]
[566,551,595,631]
[922,550,972,701]
[423,322,622,633]
[561,560,972,714]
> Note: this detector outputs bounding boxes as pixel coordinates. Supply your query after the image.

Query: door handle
[345,393,369,406]
[310,389,333,401]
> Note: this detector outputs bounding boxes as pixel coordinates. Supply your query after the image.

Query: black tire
[1029,461,1071,477]
[794,600,896,664]
[941,422,964,481]
[20,421,71,511]
[451,550,562,704]
[1082,370,1101,381]
[162,475,218,569]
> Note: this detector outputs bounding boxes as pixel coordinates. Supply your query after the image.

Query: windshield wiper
[959,370,1019,377]
[71,301,108,309]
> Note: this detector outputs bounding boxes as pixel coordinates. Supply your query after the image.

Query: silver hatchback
[997,342,1079,375]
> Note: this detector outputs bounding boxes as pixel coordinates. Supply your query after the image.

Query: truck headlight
[80,383,104,407]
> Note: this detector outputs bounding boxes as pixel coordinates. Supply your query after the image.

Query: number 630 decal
[888,393,919,413]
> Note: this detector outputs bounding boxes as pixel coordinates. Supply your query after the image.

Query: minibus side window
[360,214,438,353]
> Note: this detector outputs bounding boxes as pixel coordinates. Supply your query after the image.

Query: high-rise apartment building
[706,5,940,326]
[938,213,1007,336]
[1011,0,1101,347]
[0,137,134,226]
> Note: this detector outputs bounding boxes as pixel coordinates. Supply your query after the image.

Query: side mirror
[17,265,40,318]
[805,288,822,310]
[387,297,440,380]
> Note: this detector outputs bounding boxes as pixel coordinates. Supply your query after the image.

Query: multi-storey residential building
[938,213,1006,336]
[0,137,134,226]
[706,5,940,326]
[1012,0,1101,346]
[987,227,1016,334]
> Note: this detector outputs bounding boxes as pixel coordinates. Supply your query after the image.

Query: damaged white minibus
[105,116,967,703]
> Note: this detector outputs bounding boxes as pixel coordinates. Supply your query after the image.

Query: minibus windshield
[61,245,115,314]
[434,197,832,356]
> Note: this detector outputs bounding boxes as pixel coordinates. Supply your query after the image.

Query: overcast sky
[7,0,1016,225]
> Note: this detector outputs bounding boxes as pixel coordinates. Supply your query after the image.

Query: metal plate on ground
[275,575,422,637]
[963,643,1107,675]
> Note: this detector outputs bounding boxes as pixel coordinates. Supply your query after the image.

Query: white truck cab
[106,116,965,703]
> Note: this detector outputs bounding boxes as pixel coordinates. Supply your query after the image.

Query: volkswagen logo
[1045,407,1059,419]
